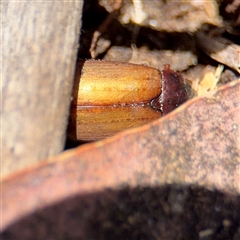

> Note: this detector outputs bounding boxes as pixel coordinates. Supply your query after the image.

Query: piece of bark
[2,79,239,232]
[2,1,83,177]
[196,31,240,73]
[100,0,222,32]
[104,47,197,72]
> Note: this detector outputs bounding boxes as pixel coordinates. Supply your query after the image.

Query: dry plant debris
[81,0,239,97]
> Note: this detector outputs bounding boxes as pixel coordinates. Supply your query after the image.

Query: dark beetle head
[150,64,188,115]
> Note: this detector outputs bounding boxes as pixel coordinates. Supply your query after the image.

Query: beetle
[68,60,188,141]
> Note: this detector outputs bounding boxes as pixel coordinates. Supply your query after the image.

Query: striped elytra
[68,60,188,141]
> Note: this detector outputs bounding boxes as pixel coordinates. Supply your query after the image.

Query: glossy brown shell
[69,61,188,141]
[72,60,162,106]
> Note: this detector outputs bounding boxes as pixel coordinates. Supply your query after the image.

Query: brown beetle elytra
[71,60,162,107]
[68,60,188,141]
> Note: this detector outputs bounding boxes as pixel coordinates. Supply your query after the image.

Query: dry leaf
[2,79,240,235]
[197,65,224,96]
